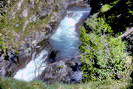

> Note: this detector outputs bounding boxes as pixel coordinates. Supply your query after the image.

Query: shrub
[80,17,127,82]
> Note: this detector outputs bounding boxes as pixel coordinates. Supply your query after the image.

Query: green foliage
[101,0,132,33]
[0,77,131,89]
[80,17,127,81]
[0,38,4,49]
[0,77,46,89]
[0,14,9,29]
[86,16,113,35]
[100,4,112,13]
[0,32,7,49]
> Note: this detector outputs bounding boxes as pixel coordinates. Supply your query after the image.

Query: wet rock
[22,9,29,17]
[39,60,82,83]
[0,0,89,83]
[71,71,82,82]
[47,50,58,63]
[0,49,19,77]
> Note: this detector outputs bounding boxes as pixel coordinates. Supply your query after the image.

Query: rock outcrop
[0,0,89,83]
[39,60,82,83]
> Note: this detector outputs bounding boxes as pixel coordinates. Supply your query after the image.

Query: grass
[0,77,132,89]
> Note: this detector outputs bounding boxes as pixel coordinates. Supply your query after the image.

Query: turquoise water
[14,7,91,82]
[50,8,91,59]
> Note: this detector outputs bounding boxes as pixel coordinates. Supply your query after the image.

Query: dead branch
[119,27,133,38]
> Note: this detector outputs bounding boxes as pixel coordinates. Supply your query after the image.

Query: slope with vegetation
[0,0,133,89]
[79,0,133,86]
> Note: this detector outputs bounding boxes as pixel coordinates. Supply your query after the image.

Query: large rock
[0,0,88,81]
[0,49,19,77]
[39,60,82,83]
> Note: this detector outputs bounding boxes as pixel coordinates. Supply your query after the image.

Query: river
[14,7,91,82]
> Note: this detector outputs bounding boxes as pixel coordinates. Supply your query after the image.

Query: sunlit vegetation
[0,77,132,89]
[0,0,132,89]
[80,16,127,81]
[79,0,132,85]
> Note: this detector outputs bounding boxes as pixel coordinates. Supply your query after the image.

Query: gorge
[0,0,132,88]
[14,6,91,82]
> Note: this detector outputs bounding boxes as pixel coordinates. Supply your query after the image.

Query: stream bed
[14,7,91,82]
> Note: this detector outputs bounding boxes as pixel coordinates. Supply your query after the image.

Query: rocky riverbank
[0,0,90,82]
[0,0,132,86]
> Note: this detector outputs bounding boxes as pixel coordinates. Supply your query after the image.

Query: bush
[80,16,127,82]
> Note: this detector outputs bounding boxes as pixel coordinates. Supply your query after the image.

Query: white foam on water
[50,9,91,59]
[14,7,91,82]
[14,50,48,82]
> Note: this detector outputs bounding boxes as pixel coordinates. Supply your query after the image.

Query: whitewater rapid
[14,7,91,82]
[14,50,48,81]
[50,8,91,59]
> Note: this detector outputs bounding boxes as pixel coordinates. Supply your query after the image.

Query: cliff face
[0,0,75,49]
[0,0,88,77]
